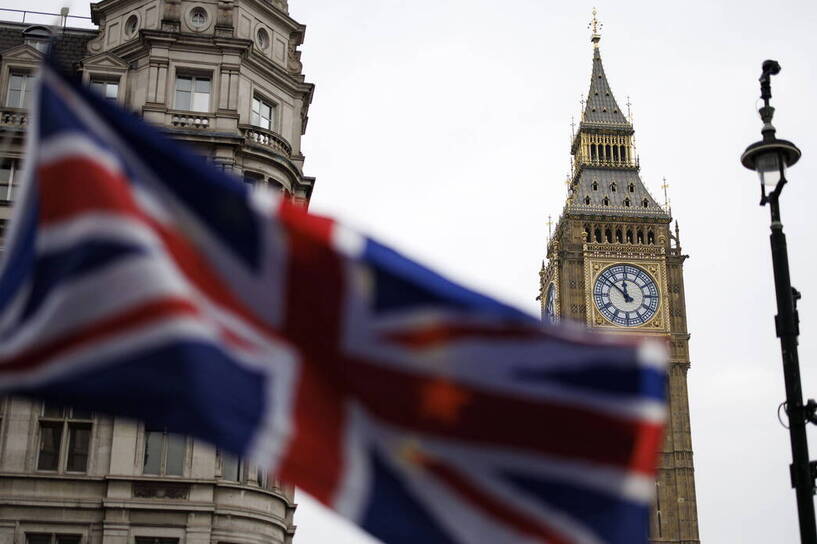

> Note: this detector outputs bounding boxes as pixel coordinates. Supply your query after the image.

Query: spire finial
[547,215,554,242]
[626,96,632,122]
[588,7,602,46]
[661,177,671,212]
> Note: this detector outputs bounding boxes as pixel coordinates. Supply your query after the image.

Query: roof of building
[581,40,629,128]
[566,167,668,219]
[0,21,96,73]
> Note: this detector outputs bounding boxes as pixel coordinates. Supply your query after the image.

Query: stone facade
[0,0,315,542]
[539,30,700,544]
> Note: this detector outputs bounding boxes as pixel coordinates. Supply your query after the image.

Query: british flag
[0,57,667,544]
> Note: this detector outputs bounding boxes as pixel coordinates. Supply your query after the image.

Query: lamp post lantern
[741,60,816,544]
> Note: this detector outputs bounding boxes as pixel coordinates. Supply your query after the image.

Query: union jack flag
[0,57,667,544]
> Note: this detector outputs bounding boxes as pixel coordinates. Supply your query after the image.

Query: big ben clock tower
[540,14,701,544]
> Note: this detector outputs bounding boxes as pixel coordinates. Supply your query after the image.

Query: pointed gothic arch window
[626,229,634,243]
[584,226,591,242]
[637,229,645,244]
[612,146,619,162]
[610,183,617,192]
[642,198,649,208]
[584,196,590,205]
[594,228,602,243]
[592,181,598,191]
[628,183,635,193]
[615,229,623,243]
[620,145,627,162]
[624,197,631,207]
[605,144,611,160]
[590,144,597,160]
[602,196,610,206]
[605,228,612,243]
[648,231,655,245]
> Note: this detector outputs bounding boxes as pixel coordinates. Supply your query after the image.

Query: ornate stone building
[0,0,315,543]
[539,26,700,544]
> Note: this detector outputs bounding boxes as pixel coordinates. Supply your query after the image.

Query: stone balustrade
[241,125,292,158]
[170,112,210,128]
[0,108,27,128]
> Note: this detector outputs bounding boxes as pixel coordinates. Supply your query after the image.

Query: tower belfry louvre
[540,13,701,543]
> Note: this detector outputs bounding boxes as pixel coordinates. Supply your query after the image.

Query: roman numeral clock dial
[593,264,659,327]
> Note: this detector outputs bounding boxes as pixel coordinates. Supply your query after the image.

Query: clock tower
[539,18,701,544]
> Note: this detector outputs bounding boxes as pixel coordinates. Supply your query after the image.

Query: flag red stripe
[277,212,347,503]
[421,454,573,544]
[348,359,661,474]
[0,297,199,372]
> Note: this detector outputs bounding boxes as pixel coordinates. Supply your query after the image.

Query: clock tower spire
[540,14,701,543]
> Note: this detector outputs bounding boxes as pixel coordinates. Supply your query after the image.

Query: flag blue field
[0,56,668,544]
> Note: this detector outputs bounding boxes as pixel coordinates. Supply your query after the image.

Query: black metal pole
[768,191,817,544]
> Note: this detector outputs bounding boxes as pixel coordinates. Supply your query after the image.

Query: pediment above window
[79,52,129,73]
[0,44,44,64]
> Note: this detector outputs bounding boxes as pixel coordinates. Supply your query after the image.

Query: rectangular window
[221,453,240,481]
[251,96,275,130]
[7,72,33,108]
[26,534,81,544]
[175,75,210,112]
[135,538,178,544]
[143,425,185,476]
[37,403,93,472]
[90,78,119,101]
[0,160,18,202]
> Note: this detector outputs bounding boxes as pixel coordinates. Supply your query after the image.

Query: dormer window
[90,78,119,101]
[584,196,590,205]
[610,183,617,192]
[23,26,51,53]
[591,181,598,191]
[642,198,649,208]
[628,183,635,193]
[602,196,610,206]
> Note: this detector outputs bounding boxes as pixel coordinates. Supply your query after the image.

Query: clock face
[544,283,557,324]
[593,264,659,327]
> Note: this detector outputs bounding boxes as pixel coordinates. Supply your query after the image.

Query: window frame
[0,159,19,202]
[174,73,212,113]
[36,403,94,474]
[89,76,121,101]
[142,424,187,477]
[251,94,277,131]
[6,70,33,108]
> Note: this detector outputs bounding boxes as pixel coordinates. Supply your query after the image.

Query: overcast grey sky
[6,0,817,542]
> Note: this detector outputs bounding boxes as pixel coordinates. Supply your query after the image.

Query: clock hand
[621,281,634,303]
[605,279,629,300]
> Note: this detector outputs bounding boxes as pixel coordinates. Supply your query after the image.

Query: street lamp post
[741,60,816,544]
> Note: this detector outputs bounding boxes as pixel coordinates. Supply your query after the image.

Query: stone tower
[539,21,700,544]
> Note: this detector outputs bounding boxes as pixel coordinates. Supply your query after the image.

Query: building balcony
[240,125,292,158]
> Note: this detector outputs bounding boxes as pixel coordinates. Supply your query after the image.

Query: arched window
[613,146,619,162]
[611,183,617,192]
[584,226,591,242]
[626,229,634,243]
[584,196,591,205]
[602,196,610,206]
[624,197,631,207]
[592,181,598,191]
[620,145,627,162]
[628,183,635,193]
[594,228,602,243]
[637,229,645,244]
[642,198,649,208]
[605,228,613,243]
[648,231,655,245]
[615,229,623,243]
[605,144,611,160]
[590,144,597,160]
